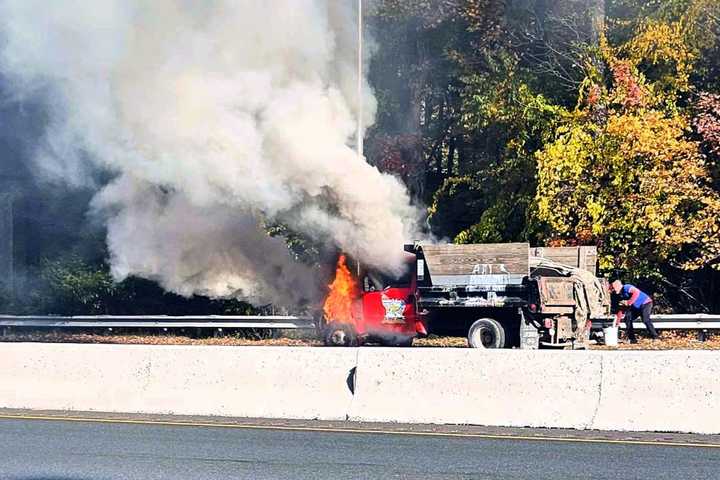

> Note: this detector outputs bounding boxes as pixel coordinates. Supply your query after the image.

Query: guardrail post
[698,329,709,342]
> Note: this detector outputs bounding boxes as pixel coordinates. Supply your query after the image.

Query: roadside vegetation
[2,0,719,315]
[368,0,720,312]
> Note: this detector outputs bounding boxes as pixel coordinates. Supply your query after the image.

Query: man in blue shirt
[610,279,659,343]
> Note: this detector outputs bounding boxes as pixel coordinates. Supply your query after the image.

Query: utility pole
[0,193,13,296]
[357,0,364,162]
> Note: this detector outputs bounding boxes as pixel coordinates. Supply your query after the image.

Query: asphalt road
[1,417,719,480]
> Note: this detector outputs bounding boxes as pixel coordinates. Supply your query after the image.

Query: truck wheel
[468,318,506,349]
[323,322,358,347]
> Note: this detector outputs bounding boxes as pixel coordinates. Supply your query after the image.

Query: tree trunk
[447,137,456,178]
[457,135,466,175]
[403,24,430,200]
[589,0,605,46]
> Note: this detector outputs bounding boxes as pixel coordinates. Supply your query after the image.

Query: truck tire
[467,318,506,349]
[323,322,358,347]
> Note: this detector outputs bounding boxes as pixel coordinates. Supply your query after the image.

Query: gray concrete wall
[1,344,719,434]
[0,344,356,420]
[348,349,601,429]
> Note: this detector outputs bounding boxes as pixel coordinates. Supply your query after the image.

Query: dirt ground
[0,330,718,349]
[590,330,720,350]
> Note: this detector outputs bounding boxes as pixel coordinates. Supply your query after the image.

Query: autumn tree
[693,92,720,187]
[370,0,720,308]
[535,20,720,277]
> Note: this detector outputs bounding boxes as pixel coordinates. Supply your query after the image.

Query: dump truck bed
[414,243,530,308]
[417,242,529,286]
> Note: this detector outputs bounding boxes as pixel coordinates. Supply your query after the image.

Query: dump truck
[322,242,610,349]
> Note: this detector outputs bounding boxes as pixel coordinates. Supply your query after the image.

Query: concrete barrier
[0,343,356,420]
[591,351,720,434]
[1,343,719,434]
[349,348,602,429]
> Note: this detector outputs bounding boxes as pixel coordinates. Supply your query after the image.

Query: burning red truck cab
[322,253,426,347]
[322,243,609,349]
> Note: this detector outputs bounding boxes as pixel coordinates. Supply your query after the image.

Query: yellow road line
[1,413,718,449]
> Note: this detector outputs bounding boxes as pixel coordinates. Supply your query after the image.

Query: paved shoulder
[0,412,719,480]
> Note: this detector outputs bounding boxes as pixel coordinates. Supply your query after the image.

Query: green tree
[40,256,118,314]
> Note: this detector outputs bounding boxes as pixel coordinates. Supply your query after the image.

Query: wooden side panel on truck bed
[531,246,597,275]
[536,276,576,315]
[419,242,529,287]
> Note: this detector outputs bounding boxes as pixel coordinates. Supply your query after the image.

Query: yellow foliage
[535,5,720,276]
[622,20,695,93]
[536,103,720,274]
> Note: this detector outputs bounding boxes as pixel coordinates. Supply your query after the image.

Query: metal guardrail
[0,314,717,332]
[592,314,720,331]
[0,315,316,330]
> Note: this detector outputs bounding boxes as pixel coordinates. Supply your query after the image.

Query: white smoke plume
[0,0,420,306]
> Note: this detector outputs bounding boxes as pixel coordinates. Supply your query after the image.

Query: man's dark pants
[624,302,659,341]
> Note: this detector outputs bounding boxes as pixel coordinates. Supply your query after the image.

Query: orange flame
[323,254,360,324]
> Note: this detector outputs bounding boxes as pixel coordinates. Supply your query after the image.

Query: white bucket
[603,326,619,346]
